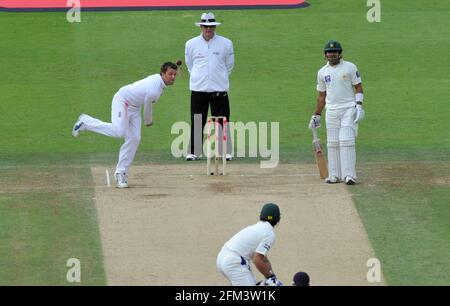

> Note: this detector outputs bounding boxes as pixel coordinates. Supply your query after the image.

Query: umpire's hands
[308,114,321,129]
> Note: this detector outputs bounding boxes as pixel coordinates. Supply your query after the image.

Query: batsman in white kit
[71,62,178,188]
[309,40,365,185]
[217,203,283,286]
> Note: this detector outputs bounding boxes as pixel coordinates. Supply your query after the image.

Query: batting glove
[264,275,283,286]
[354,104,365,124]
[308,114,321,129]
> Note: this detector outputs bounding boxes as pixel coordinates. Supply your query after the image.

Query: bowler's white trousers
[216,245,256,286]
[81,94,141,175]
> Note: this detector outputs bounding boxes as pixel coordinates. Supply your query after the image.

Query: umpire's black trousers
[189,91,231,156]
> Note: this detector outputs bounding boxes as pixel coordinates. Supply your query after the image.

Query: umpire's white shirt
[117,74,166,108]
[224,221,275,260]
[185,34,234,92]
[317,60,362,110]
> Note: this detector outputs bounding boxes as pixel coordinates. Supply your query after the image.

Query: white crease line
[132,174,317,178]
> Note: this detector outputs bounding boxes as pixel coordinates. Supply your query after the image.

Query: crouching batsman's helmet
[260,203,280,226]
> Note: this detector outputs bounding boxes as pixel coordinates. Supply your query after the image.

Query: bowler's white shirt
[317,60,361,110]
[117,74,166,108]
[224,221,275,260]
[185,34,234,92]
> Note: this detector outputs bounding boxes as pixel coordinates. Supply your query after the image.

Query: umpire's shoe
[186,153,199,161]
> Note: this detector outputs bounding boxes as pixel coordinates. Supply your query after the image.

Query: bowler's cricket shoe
[72,114,86,137]
[114,172,129,188]
[325,176,340,184]
[345,176,356,185]
[226,154,233,161]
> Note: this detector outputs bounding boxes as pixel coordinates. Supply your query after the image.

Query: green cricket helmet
[324,40,343,53]
[260,203,281,225]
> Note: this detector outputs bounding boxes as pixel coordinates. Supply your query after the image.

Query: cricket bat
[311,127,329,179]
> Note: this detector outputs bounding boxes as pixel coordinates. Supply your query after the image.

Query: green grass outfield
[0,0,449,285]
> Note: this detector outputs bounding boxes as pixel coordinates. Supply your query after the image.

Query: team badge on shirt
[356,71,360,78]
[325,75,331,83]
[264,243,271,251]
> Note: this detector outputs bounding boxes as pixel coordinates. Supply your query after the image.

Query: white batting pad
[327,128,341,179]
[339,126,356,179]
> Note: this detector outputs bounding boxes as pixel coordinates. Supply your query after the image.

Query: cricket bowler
[72,62,178,188]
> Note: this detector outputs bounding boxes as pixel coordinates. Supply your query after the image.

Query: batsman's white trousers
[81,94,141,175]
[217,246,256,286]
[326,106,357,180]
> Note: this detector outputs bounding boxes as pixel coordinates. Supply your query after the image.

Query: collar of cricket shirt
[200,33,217,43]
[159,74,167,88]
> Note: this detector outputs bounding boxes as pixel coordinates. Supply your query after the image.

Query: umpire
[185,12,234,161]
